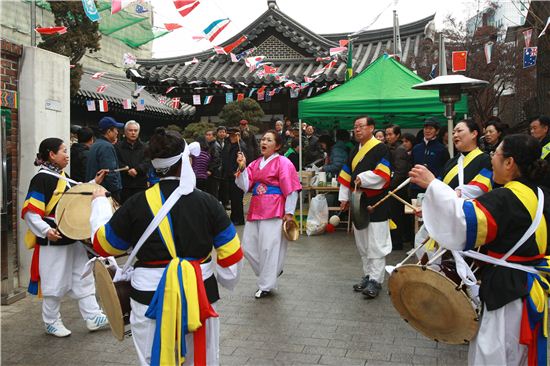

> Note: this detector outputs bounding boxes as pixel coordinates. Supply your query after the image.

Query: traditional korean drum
[388,263,480,344]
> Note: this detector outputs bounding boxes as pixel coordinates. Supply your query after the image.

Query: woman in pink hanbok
[236,130,301,298]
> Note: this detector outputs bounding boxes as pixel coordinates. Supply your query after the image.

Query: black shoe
[362,279,382,299]
[254,289,271,299]
[353,276,369,292]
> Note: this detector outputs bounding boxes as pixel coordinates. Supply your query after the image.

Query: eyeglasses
[353,124,368,130]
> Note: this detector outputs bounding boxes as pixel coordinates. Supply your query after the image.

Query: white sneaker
[85,313,109,331]
[45,319,71,337]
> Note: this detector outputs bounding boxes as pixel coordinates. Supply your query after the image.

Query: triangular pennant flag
[203,18,231,42]
[164,23,183,31]
[173,0,200,17]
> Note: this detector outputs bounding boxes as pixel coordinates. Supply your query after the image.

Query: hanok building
[131,0,435,126]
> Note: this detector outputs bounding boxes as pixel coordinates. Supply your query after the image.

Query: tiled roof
[131,7,434,89]
[75,69,196,116]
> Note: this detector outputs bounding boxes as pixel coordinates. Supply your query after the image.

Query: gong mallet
[54,191,112,197]
[366,177,411,213]
[388,191,417,212]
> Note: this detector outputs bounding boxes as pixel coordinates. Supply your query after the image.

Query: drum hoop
[388,264,480,344]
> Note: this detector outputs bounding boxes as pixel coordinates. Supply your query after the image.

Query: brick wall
[1,39,22,241]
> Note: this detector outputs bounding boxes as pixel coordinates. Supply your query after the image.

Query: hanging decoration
[173,0,200,18]
[225,93,234,103]
[237,93,244,102]
[81,0,100,22]
[429,64,437,79]
[164,23,183,31]
[96,84,108,93]
[193,95,201,105]
[135,3,148,14]
[329,47,347,56]
[166,86,177,94]
[184,57,200,66]
[136,98,146,111]
[203,95,213,105]
[111,0,133,14]
[223,35,247,54]
[86,100,96,111]
[35,26,67,35]
[484,42,493,64]
[99,100,108,112]
[122,99,132,109]
[203,18,231,42]
[91,72,107,80]
[451,51,467,72]
[213,46,227,55]
[523,29,533,47]
[339,39,349,47]
[123,53,137,67]
[523,47,537,68]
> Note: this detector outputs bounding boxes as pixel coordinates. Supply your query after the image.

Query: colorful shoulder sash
[352,138,381,172]
[542,141,550,160]
[144,184,217,366]
[442,148,483,186]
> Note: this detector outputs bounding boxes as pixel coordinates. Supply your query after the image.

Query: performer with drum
[415,119,494,256]
[90,128,244,365]
[338,116,392,299]
[21,138,109,337]
[235,130,301,299]
[410,134,550,365]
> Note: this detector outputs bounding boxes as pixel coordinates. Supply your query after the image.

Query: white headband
[151,141,201,195]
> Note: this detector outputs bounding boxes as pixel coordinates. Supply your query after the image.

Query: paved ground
[1,228,478,366]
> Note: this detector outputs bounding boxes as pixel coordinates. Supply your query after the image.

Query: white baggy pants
[242,218,287,292]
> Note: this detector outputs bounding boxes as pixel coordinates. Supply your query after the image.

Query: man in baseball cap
[86,116,124,201]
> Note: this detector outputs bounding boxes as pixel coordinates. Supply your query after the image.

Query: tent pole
[299,119,303,233]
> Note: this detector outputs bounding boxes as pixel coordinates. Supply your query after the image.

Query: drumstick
[388,192,417,211]
[54,191,112,198]
[368,177,411,212]
[109,166,129,173]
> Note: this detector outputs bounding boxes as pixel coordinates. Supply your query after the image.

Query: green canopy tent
[298,56,468,129]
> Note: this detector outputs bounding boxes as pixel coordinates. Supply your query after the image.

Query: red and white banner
[169,97,181,109]
[35,26,67,35]
[173,0,200,17]
[330,47,347,56]
[98,100,108,112]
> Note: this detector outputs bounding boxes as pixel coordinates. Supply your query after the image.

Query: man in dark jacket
[221,127,248,225]
[86,116,124,202]
[204,129,221,197]
[529,115,550,189]
[410,118,450,199]
[115,120,150,203]
[385,124,410,249]
[214,126,228,205]
[70,127,94,182]
[239,119,259,160]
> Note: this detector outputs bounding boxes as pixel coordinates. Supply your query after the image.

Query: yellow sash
[442,148,483,185]
[352,137,381,172]
[505,181,547,255]
[24,173,67,249]
[542,141,550,160]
